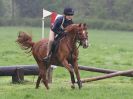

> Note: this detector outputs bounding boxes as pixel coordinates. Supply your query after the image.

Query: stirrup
[43,52,52,62]
[43,56,50,62]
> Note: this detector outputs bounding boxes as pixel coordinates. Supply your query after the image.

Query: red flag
[50,11,57,25]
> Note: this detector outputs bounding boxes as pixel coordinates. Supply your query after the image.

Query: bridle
[76,29,88,47]
[63,27,88,53]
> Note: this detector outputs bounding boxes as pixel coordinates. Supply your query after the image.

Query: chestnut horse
[16,23,88,90]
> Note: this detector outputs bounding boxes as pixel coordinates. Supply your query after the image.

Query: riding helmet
[63,7,74,16]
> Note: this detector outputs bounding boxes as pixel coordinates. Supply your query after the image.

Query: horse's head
[76,23,89,48]
[65,23,89,48]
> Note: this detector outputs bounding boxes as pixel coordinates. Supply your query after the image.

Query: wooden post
[81,69,133,83]
[12,68,24,83]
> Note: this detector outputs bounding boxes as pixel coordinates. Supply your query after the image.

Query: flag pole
[42,17,45,39]
[42,8,45,39]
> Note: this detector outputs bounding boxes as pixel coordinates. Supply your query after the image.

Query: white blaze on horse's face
[82,30,88,48]
[77,23,89,48]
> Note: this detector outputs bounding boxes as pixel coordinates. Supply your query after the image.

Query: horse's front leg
[73,61,82,89]
[69,70,76,89]
[62,59,75,89]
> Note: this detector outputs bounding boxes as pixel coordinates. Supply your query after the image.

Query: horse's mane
[65,24,78,33]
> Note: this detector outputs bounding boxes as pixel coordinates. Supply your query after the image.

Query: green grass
[0,26,49,65]
[79,30,133,70]
[0,76,133,99]
[0,27,133,99]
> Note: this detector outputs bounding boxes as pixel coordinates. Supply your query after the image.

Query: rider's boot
[43,52,52,63]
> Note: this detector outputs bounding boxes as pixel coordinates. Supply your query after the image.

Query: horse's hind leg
[33,57,42,89]
[42,71,49,90]
[40,64,49,90]
[35,75,41,89]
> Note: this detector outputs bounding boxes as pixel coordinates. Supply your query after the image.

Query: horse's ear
[83,23,86,27]
[83,23,88,29]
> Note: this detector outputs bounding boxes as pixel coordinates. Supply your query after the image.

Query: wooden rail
[0,65,133,83]
[81,69,133,83]
[78,65,133,77]
[0,65,38,76]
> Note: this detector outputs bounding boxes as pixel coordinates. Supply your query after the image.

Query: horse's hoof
[71,85,75,89]
[46,86,50,90]
[35,86,39,89]
[77,81,82,89]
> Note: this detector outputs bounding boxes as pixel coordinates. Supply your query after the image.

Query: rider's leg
[47,30,54,55]
[43,30,54,61]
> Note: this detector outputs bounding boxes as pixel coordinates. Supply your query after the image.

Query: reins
[64,31,81,53]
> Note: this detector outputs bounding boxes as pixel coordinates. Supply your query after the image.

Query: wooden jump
[78,65,133,77]
[0,65,38,76]
[0,65,133,83]
[1,65,133,77]
[81,69,133,83]
[0,65,52,83]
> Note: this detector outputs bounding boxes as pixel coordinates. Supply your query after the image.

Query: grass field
[0,27,133,99]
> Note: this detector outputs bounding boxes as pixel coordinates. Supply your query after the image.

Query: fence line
[0,64,133,83]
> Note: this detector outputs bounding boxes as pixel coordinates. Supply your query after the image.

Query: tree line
[0,0,133,31]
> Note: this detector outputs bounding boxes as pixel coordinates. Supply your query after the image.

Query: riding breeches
[49,29,55,41]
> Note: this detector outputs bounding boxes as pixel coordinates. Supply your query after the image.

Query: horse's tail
[16,31,35,53]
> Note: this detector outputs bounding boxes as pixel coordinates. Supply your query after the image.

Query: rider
[43,7,74,62]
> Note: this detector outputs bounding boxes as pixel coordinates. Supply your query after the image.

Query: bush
[74,17,133,31]
[0,17,133,31]
[0,17,50,27]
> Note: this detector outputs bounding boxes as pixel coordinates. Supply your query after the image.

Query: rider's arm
[51,16,63,34]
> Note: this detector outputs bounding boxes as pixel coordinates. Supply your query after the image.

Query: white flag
[43,9,52,18]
